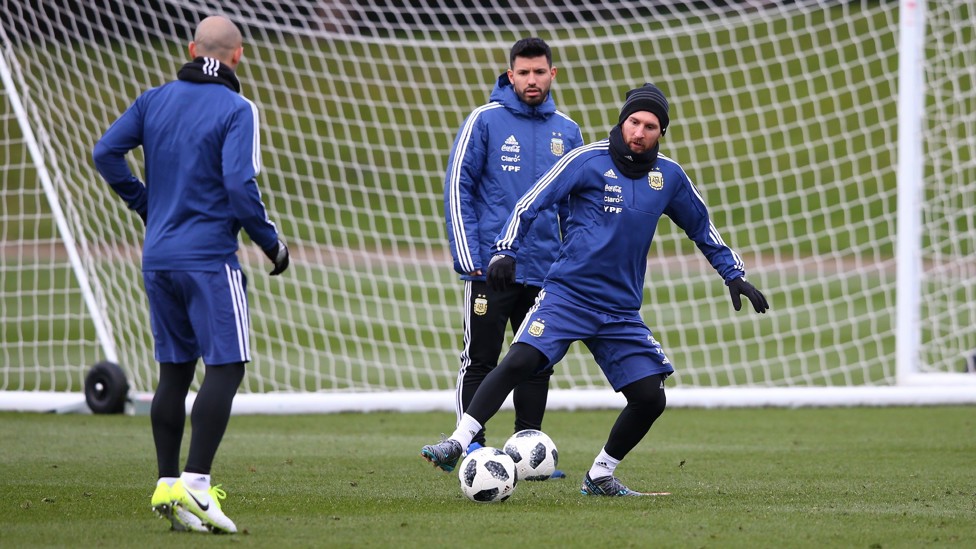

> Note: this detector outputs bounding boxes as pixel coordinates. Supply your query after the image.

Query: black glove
[263,239,290,276]
[485,254,516,292]
[728,277,768,314]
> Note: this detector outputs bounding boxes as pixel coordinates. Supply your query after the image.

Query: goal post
[895,0,924,388]
[0,46,120,366]
[2,0,976,414]
[896,0,976,389]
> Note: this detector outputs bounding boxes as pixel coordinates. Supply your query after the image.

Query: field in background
[7,1,973,397]
[9,4,894,256]
[1,407,974,547]
[1,258,893,392]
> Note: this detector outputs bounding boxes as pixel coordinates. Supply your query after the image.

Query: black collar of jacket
[608,124,658,179]
[177,56,241,93]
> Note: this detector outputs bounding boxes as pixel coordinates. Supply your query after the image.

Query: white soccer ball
[457,447,518,503]
[503,429,559,481]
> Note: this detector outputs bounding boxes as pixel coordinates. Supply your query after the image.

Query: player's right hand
[263,239,290,276]
[486,254,515,292]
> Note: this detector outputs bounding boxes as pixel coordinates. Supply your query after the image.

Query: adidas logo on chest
[501,135,520,153]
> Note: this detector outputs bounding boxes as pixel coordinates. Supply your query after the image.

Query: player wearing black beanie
[618,83,669,135]
[421,81,769,500]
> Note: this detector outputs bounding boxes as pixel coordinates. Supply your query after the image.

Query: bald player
[93,15,289,534]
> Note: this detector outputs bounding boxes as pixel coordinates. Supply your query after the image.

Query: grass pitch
[1,406,974,548]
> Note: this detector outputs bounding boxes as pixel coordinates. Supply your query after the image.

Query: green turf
[1,407,973,548]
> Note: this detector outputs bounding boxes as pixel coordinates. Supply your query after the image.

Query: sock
[158,476,179,487]
[181,471,211,491]
[449,413,482,450]
[588,448,621,480]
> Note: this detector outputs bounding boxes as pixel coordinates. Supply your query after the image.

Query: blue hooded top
[444,73,584,285]
[93,57,279,272]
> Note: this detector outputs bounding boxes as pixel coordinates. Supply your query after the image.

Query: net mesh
[1,1,972,397]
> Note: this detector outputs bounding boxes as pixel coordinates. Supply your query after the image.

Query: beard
[628,138,651,153]
[517,86,548,106]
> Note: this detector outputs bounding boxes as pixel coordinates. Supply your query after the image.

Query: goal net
[2,0,974,412]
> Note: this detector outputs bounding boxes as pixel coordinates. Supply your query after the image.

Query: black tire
[84,361,129,414]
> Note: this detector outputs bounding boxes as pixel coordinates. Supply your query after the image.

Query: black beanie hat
[618,83,669,134]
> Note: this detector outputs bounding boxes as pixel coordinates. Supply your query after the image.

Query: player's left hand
[263,239,290,276]
[486,254,515,292]
[728,277,768,313]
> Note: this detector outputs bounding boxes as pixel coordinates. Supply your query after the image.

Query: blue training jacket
[444,73,584,285]
[92,76,279,272]
[493,139,746,315]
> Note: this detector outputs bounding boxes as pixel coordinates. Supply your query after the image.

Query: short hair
[509,37,552,68]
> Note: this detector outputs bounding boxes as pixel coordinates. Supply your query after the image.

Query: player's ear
[188,41,197,59]
[233,46,243,65]
[550,66,557,80]
[507,69,515,84]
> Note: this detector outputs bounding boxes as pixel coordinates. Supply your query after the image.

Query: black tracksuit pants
[455,280,552,447]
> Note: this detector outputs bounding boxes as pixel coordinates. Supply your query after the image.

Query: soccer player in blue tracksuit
[423,83,769,496]
[92,16,288,532]
[443,37,583,463]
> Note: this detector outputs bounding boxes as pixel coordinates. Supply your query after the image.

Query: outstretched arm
[727,277,768,313]
[665,173,768,314]
[488,149,586,290]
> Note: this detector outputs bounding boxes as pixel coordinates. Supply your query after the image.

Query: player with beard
[442,37,583,470]
[424,83,768,495]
